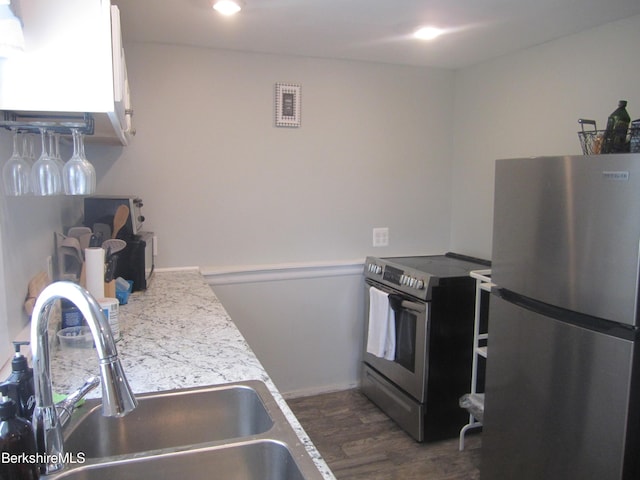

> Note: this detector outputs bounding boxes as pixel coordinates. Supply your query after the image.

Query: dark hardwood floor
[287,389,481,480]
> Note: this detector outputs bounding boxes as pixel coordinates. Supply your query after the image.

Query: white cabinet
[0,0,133,145]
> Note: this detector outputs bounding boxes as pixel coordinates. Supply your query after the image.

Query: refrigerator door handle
[497,288,640,342]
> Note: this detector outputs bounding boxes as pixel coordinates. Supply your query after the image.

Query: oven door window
[393,308,417,371]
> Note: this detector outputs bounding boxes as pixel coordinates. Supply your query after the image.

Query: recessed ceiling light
[213,0,242,16]
[413,26,445,41]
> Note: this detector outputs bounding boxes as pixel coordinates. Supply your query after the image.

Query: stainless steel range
[362,252,489,442]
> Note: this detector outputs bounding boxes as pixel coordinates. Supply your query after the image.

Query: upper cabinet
[0,0,133,145]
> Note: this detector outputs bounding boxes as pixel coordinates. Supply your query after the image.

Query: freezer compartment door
[481,295,639,480]
[492,154,640,326]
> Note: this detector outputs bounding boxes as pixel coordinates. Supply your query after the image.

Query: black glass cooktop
[382,252,490,278]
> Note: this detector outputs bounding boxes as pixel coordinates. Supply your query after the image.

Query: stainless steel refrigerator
[481,154,640,480]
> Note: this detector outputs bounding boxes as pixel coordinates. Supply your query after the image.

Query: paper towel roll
[85,247,105,299]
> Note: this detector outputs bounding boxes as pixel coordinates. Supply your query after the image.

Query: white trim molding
[281,381,360,400]
[202,259,365,286]
[155,266,201,273]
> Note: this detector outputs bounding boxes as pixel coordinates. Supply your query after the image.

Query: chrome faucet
[30,281,138,474]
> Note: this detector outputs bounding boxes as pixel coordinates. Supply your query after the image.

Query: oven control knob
[375,265,382,274]
[400,274,406,285]
[416,279,425,290]
[409,277,416,287]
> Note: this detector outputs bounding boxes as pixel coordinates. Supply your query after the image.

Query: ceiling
[112,0,640,69]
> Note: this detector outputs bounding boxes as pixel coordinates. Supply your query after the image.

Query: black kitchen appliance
[113,231,154,292]
[84,196,145,238]
[84,196,154,291]
[362,252,490,442]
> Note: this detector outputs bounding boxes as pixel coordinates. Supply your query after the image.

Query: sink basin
[50,381,327,480]
[52,440,307,480]
[64,383,274,458]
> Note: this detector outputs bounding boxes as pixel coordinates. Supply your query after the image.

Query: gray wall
[212,270,365,396]
[90,45,457,395]
[95,45,456,267]
[450,15,640,258]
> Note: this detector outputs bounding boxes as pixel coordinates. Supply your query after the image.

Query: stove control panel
[366,262,383,275]
[400,274,425,290]
[365,260,425,291]
[365,254,489,302]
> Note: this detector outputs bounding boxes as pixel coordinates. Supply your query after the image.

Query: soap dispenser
[0,342,35,420]
[0,396,39,480]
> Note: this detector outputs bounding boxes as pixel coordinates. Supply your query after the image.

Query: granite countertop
[49,269,335,480]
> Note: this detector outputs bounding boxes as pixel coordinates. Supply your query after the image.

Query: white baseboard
[281,381,361,400]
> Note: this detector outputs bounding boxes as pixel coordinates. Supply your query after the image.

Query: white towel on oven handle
[366,286,396,360]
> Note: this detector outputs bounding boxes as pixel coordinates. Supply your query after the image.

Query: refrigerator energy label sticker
[602,171,630,181]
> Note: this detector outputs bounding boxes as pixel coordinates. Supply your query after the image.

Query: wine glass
[50,132,65,170]
[21,135,30,165]
[29,135,37,164]
[23,134,36,165]
[77,129,96,194]
[63,129,96,195]
[2,129,31,196]
[30,128,62,196]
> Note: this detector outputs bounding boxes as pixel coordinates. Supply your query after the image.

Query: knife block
[104,280,115,298]
[79,264,116,300]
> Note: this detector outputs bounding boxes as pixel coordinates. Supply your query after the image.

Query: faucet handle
[55,376,100,429]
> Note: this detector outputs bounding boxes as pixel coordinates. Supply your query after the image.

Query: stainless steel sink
[47,381,327,480]
[64,383,273,458]
[50,440,307,480]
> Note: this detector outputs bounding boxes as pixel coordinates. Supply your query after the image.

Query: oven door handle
[399,300,426,314]
[366,282,426,313]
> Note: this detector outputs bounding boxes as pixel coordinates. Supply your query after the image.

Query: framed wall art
[275,83,301,127]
